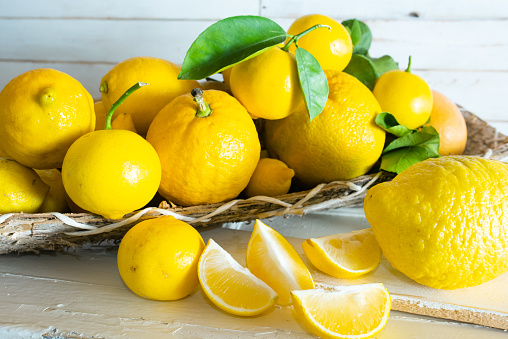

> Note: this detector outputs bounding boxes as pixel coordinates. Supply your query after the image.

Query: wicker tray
[1,107,507,254]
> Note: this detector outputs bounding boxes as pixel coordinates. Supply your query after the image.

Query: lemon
[198,238,278,316]
[34,169,69,213]
[112,113,138,134]
[244,158,295,198]
[100,56,200,136]
[302,228,382,278]
[265,70,385,188]
[246,219,315,305]
[0,158,49,213]
[94,100,108,131]
[287,14,353,72]
[291,284,391,339]
[0,68,95,169]
[230,46,304,120]
[373,59,433,129]
[364,155,508,289]
[117,216,205,300]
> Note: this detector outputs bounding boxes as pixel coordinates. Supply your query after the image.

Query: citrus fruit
[229,46,304,120]
[112,113,138,134]
[34,169,69,213]
[373,59,433,129]
[0,68,95,169]
[291,284,391,339]
[244,158,295,198]
[246,219,315,305]
[198,238,278,316]
[117,215,205,300]
[427,90,467,155]
[146,89,260,207]
[302,228,382,278]
[0,144,8,158]
[0,158,49,213]
[221,67,232,89]
[94,100,108,131]
[265,70,385,188]
[364,155,508,289]
[62,83,161,219]
[100,56,200,136]
[286,14,353,72]
[198,80,231,94]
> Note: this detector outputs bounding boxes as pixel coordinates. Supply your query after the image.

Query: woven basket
[1,107,507,254]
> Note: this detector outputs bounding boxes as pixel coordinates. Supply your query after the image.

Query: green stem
[192,88,213,117]
[104,82,148,130]
[281,24,331,52]
[405,56,412,73]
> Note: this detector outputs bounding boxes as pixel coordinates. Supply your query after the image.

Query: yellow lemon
[373,60,433,129]
[0,158,49,213]
[364,156,508,289]
[117,216,205,300]
[244,158,295,198]
[0,68,95,169]
[246,219,315,305]
[34,169,69,213]
[100,56,200,136]
[302,228,382,278]
[287,14,353,72]
[265,70,385,188]
[94,100,108,131]
[229,46,304,120]
[198,238,278,316]
[291,284,391,339]
[112,113,138,134]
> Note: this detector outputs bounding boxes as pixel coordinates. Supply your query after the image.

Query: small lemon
[244,158,295,198]
[100,56,200,136]
[0,158,49,213]
[0,68,95,169]
[117,216,205,300]
[364,156,508,289]
[34,169,69,213]
[112,113,138,134]
[94,101,108,131]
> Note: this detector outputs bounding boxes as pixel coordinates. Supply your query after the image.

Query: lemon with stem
[62,83,161,219]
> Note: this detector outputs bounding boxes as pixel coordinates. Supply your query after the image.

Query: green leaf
[295,47,329,121]
[383,129,440,154]
[375,112,413,137]
[343,54,378,90]
[342,19,372,55]
[369,55,399,77]
[178,16,287,80]
[381,146,439,174]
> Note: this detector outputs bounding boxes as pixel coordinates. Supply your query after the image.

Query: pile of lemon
[1,13,508,339]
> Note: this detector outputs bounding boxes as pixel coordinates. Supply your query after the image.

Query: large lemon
[364,156,508,289]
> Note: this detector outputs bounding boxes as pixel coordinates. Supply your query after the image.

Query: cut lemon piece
[246,219,315,305]
[198,238,278,316]
[291,284,391,339]
[302,228,382,278]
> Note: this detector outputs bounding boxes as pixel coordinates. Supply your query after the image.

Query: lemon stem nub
[104,82,148,130]
[405,56,412,73]
[192,88,212,117]
[39,87,57,106]
[282,24,331,52]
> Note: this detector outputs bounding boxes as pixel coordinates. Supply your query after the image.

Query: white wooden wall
[1,0,507,134]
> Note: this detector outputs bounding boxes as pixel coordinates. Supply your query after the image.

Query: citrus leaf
[381,146,439,174]
[370,55,399,77]
[383,129,440,154]
[343,54,378,90]
[375,112,414,137]
[295,47,329,121]
[342,19,372,55]
[178,16,287,80]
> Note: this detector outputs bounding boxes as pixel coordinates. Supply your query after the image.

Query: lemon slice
[302,228,382,278]
[198,238,278,316]
[246,219,315,305]
[291,284,391,339]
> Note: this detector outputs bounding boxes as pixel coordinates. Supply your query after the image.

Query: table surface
[1,208,507,338]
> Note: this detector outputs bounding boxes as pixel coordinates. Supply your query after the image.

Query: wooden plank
[0,0,259,19]
[261,0,508,20]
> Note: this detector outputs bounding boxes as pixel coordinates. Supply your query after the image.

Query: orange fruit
[427,90,467,155]
[146,89,260,206]
[287,14,353,72]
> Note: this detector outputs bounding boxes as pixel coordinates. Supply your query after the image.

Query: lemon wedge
[291,283,391,339]
[302,228,382,278]
[246,219,315,305]
[198,238,278,316]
